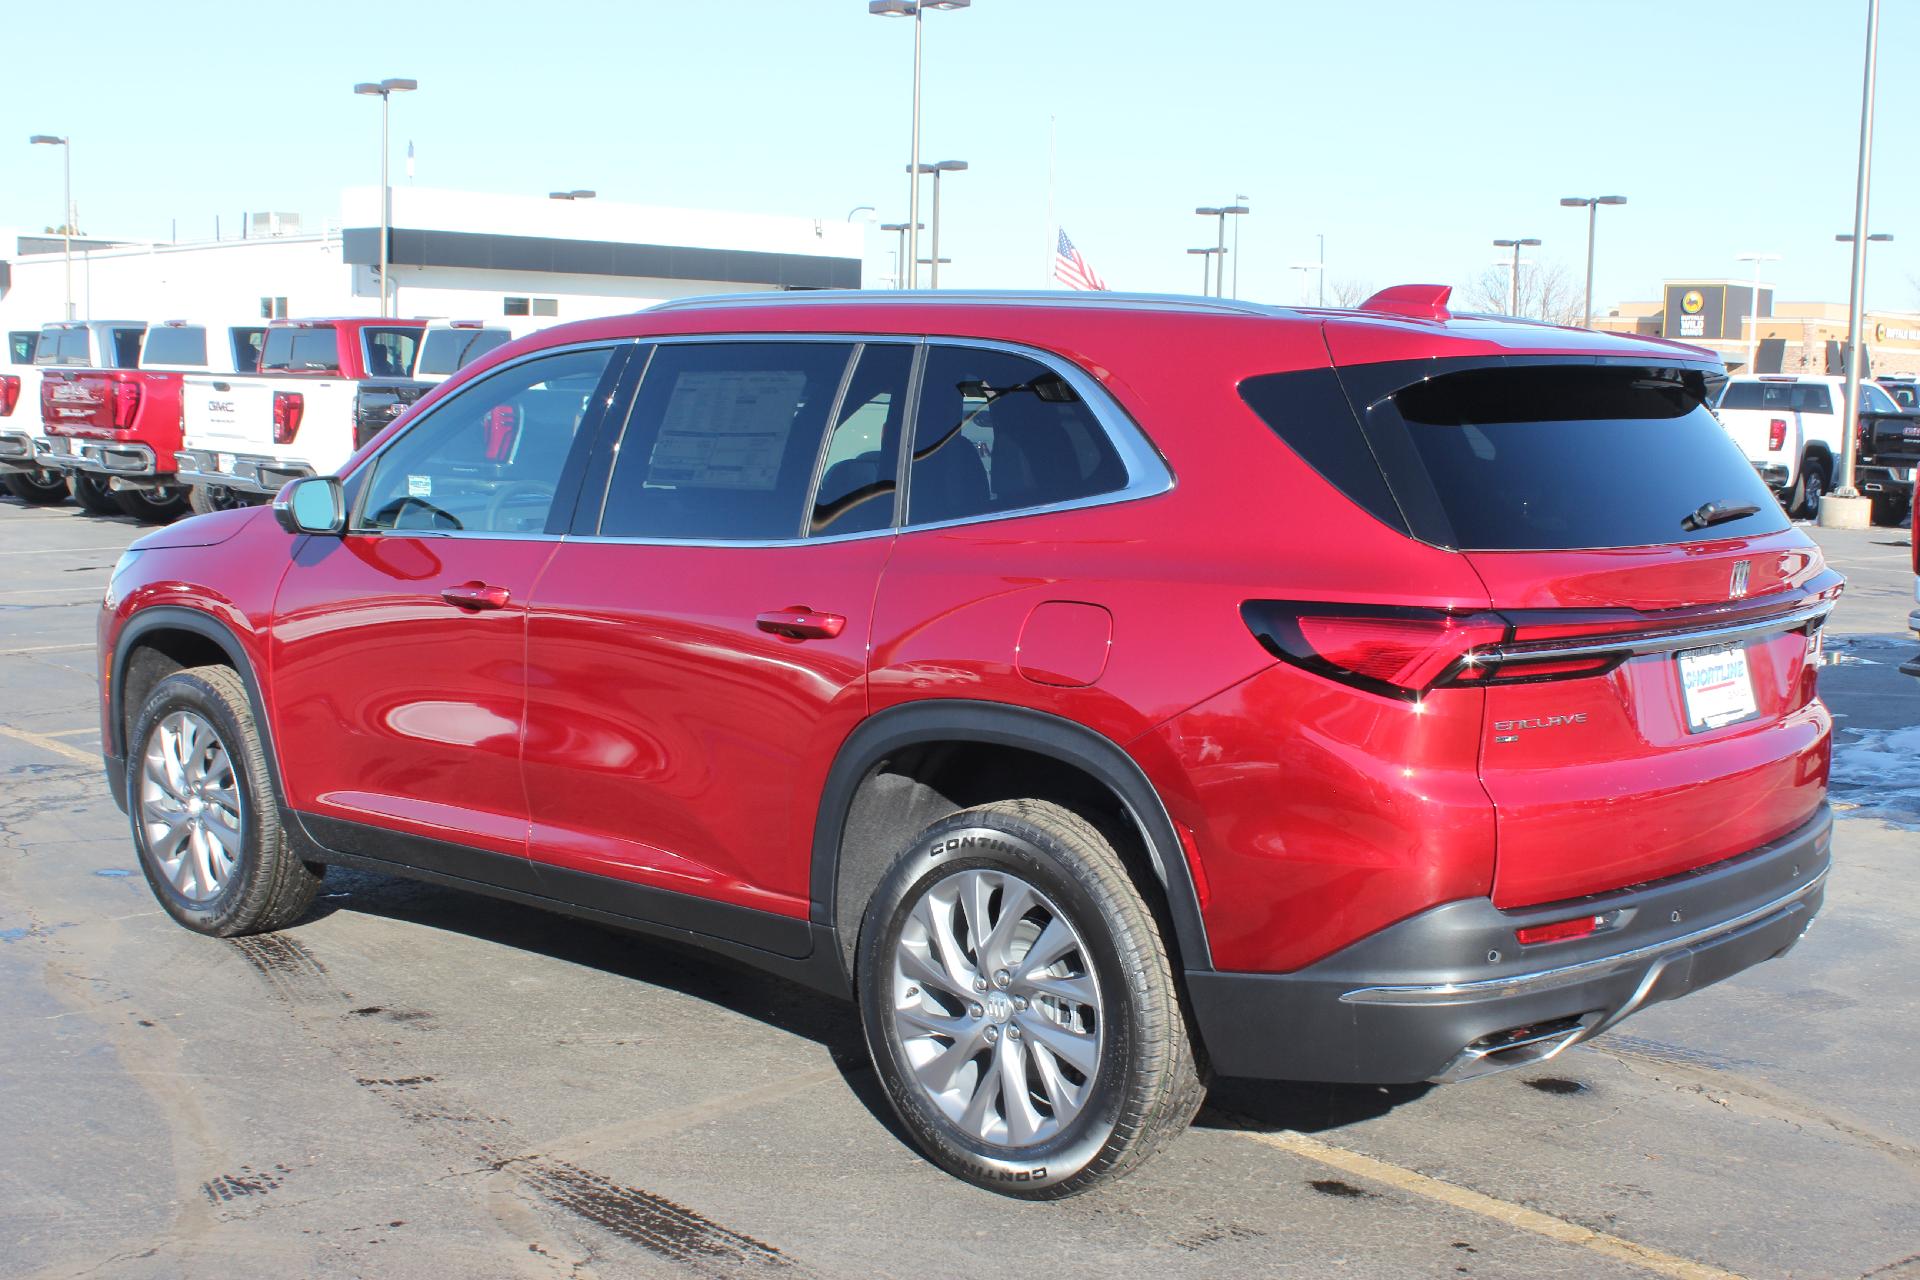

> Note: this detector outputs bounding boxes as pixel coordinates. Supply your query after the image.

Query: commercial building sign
[1664,282,1727,342]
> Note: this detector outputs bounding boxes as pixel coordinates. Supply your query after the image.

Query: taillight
[1515,915,1605,947]
[272,390,305,445]
[0,375,17,417]
[1767,418,1786,452]
[1241,603,1508,700]
[111,378,141,430]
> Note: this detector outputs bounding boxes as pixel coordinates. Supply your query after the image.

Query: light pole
[1493,237,1542,316]
[354,78,417,318]
[1832,0,1882,508]
[870,0,969,289]
[1187,247,1224,295]
[1232,195,1250,297]
[911,160,966,288]
[548,189,596,200]
[846,205,875,221]
[1559,195,1627,329]
[1195,204,1248,297]
[1835,230,1892,404]
[28,135,72,320]
[1734,252,1781,373]
[880,222,922,291]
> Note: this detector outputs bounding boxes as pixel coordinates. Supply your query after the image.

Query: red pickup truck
[41,321,265,522]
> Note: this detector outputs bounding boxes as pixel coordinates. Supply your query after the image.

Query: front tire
[71,471,122,516]
[1,470,68,504]
[856,800,1203,1198]
[127,665,320,936]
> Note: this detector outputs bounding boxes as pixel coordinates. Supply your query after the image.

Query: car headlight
[105,548,143,604]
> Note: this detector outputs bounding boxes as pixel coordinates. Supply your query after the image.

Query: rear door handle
[755,607,847,640]
[441,582,512,611]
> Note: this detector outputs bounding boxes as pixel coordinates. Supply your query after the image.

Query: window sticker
[645,369,806,491]
[408,474,432,499]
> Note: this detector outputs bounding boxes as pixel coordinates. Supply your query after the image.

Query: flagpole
[1045,116,1057,287]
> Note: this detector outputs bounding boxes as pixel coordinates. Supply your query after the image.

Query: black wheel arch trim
[808,699,1213,975]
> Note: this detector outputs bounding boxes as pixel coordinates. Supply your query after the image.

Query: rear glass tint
[416,327,510,377]
[262,327,341,374]
[140,326,208,367]
[36,327,91,366]
[1389,364,1788,550]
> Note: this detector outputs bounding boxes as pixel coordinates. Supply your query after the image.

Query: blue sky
[4,0,1912,314]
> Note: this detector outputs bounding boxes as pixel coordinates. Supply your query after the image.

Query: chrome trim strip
[1339,867,1828,1007]
[1484,599,1834,666]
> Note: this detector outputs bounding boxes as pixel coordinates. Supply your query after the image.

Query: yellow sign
[1681,290,1705,315]
[1876,323,1887,343]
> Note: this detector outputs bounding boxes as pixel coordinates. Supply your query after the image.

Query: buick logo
[1730,560,1751,599]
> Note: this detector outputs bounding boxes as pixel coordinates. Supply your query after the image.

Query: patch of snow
[1829,724,1920,830]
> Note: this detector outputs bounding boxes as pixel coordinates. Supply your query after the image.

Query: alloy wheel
[890,867,1104,1148]
[139,710,244,902]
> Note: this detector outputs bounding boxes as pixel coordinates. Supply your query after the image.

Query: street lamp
[1735,252,1781,374]
[1187,247,1224,296]
[549,189,596,200]
[353,77,418,318]
[1290,234,1327,306]
[1232,194,1250,297]
[1493,237,1542,317]
[1195,204,1248,297]
[880,222,923,291]
[870,0,969,289]
[910,160,966,288]
[28,135,72,320]
[1832,0,1883,510]
[1559,195,1627,329]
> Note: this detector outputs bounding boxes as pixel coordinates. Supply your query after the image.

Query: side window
[907,346,1128,526]
[110,328,144,369]
[232,328,266,373]
[1862,384,1899,414]
[1793,384,1832,414]
[8,332,35,366]
[810,343,912,536]
[363,327,420,378]
[598,341,854,540]
[356,346,615,535]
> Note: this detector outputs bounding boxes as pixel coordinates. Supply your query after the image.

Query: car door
[521,339,909,942]
[268,342,627,872]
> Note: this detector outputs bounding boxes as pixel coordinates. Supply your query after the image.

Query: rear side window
[907,346,1127,526]
[140,326,208,367]
[1792,384,1832,414]
[416,327,511,377]
[1862,384,1899,414]
[262,327,342,374]
[109,328,144,369]
[1385,364,1789,550]
[598,341,854,540]
[812,343,912,536]
[8,332,34,366]
[363,326,421,378]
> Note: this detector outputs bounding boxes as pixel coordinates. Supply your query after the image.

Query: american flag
[1052,228,1108,291]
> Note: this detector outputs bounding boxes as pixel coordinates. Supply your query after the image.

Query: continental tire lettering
[967,1164,1048,1183]
[929,835,1019,858]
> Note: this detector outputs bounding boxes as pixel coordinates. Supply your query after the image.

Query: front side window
[363,326,420,379]
[8,332,34,366]
[907,346,1127,526]
[356,346,616,535]
[598,341,854,540]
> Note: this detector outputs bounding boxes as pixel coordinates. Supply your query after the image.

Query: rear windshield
[261,326,341,374]
[1720,380,1830,414]
[1883,382,1919,410]
[416,327,510,377]
[35,327,91,366]
[1391,365,1788,550]
[140,326,209,367]
[362,326,421,379]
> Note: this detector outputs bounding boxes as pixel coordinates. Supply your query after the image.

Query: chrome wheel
[139,710,243,902]
[891,867,1103,1148]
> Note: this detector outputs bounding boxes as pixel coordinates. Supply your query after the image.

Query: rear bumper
[48,438,167,482]
[1751,460,1790,489]
[1858,466,1913,498]
[174,448,312,496]
[1185,807,1831,1084]
[0,429,54,474]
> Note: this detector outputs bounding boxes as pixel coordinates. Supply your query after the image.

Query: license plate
[1678,646,1758,732]
[217,453,235,473]
[48,436,72,455]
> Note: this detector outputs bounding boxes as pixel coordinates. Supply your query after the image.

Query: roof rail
[650,289,1281,318]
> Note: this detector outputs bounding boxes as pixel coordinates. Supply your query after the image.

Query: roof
[650,289,1281,317]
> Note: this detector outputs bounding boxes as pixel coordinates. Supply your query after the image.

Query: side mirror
[272,475,345,535]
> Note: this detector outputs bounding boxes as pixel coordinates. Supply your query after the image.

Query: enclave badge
[1729,560,1750,599]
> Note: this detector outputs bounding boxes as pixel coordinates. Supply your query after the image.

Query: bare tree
[1464,260,1583,325]
[1327,277,1375,308]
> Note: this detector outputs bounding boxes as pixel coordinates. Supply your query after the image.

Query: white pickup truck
[175,317,424,509]
[1713,374,1906,518]
[0,327,65,503]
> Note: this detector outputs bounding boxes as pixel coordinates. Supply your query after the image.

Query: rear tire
[856,800,1204,1199]
[189,484,256,516]
[1870,493,1911,528]
[71,472,122,516]
[127,665,321,937]
[114,484,190,524]
[1791,456,1829,520]
[2,470,69,504]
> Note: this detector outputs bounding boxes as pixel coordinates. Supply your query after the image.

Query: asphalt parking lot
[1,496,1915,1280]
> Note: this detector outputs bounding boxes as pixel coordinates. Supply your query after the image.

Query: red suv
[98,288,1838,1197]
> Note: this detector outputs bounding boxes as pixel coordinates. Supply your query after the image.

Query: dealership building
[0,187,864,330]
[1595,278,1920,376]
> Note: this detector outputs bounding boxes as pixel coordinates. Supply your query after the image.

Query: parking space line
[1231,1126,1747,1280]
[0,643,93,656]
[41,727,100,738]
[0,725,100,767]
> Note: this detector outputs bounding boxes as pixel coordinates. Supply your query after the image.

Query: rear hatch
[1334,357,1838,908]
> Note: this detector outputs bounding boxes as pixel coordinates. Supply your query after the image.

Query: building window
[260,296,288,319]
[504,296,558,318]
[532,298,559,317]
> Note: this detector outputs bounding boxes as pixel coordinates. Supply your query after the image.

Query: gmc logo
[208,400,236,413]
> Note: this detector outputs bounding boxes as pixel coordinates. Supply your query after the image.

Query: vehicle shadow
[1196,1075,1431,1135]
[299,865,915,1147]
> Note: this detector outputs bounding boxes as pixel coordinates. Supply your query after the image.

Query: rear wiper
[1681,500,1761,531]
